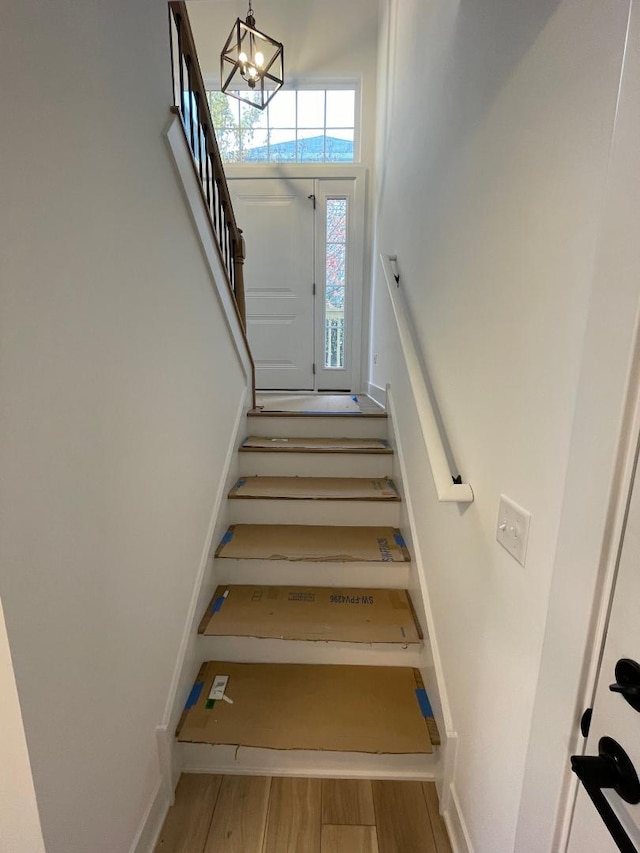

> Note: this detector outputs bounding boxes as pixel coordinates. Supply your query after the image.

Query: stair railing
[380,254,474,503]
[168,1,248,332]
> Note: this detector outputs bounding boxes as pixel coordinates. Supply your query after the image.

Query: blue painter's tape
[185,681,204,710]
[351,395,358,402]
[381,439,390,447]
[220,529,234,545]
[236,479,246,488]
[211,596,226,615]
[415,688,433,718]
[394,532,406,548]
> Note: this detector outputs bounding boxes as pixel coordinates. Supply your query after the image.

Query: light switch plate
[496,495,531,566]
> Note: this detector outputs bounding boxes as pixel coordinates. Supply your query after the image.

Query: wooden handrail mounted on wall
[380,254,474,503]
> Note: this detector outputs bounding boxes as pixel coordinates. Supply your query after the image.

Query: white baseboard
[156,725,177,803]
[160,387,248,722]
[367,381,387,409]
[129,778,170,853]
[153,387,250,801]
[444,784,474,853]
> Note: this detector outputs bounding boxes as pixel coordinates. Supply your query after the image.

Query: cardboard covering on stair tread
[199,585,422,643]
[241,436,392,453]
[228,476,400,501]
[215,525,411,563]
[177,662,436,753]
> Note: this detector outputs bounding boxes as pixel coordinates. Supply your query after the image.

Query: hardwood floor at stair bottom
[203,775,271,853]
[155,775,452,853]
[264,777,321,853]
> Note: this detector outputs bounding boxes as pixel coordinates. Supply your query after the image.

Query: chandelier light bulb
[254,51,264,67]
[238,51,248,63]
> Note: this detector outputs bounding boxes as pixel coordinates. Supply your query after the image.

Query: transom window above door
[206,87,357,164]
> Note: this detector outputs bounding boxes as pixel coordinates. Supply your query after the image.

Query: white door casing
[563,4,640,848]
[567,441,640,852]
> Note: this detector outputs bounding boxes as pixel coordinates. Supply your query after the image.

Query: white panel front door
[229,178,315,390]
[567,452,640,853]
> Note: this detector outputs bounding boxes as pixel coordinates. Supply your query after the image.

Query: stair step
[239,450,392,479]
[178,743,437,779]
[228,476,400,502]
[198,584,421,643]
[240,436,392,453]
[228,500,400,527]
[215,557,411,589]
[215,524,410,563]
[177,662,437,753]
[196,635,426,668]
[246,415,388,439]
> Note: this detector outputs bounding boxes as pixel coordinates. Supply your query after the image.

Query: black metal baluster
[217,184,223,245]
[186,59,195,153]
[176,15,186,118]
[203,130,211,207]
[196,96,205,182]
[168,9,178,108]
[211,169,218,233]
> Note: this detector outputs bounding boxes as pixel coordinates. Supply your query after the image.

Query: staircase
[175,400,440,779]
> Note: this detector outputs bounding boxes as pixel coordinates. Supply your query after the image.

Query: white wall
[371,0,634,850]
[186,0,379,168]
[0,1,248,851]
[517,2,640,849]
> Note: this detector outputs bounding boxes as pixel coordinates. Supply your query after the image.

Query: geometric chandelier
[220,0,284,111]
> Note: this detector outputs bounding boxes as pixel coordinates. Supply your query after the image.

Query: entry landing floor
[155,774,453,853]
[255,393,385,414]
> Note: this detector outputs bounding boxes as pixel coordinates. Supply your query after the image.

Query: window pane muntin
[208,86,356,163]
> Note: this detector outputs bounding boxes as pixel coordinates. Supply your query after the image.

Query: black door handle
[571,737,640,853]
[610,660,640,712]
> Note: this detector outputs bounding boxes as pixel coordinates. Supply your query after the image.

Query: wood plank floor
[155,774,452,853]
